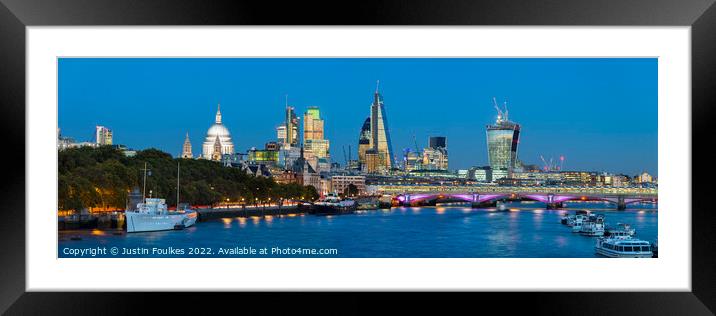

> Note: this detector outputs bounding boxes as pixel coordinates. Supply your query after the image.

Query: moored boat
[125,162,197,233]
[572,214,588,232]
[595,236,653,258]
[580,214,605,236]
[125,198,197,232]
[605,223,636,237]
[311,192,356,215]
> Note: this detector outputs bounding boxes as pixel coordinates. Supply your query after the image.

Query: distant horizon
[58,58,657,176]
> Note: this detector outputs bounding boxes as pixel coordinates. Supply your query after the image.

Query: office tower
[423,136,448,170]
[303,106,330,160]
[369,81,394,172]
[486,98,520,174]
[285,103,299,147]
[95,125,113,145]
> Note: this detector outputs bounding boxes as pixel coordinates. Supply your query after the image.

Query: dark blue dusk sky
[58,58,657,176]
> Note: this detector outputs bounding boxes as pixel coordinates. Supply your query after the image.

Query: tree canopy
[58,146,319,211]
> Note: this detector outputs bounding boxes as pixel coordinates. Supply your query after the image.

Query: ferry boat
[125,162,197,233]
[605,223,636,237]
[595,236,653,258]
[311,192,357,215]
[579,214,605,236]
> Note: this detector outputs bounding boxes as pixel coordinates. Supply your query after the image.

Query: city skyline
[58,58,657,175]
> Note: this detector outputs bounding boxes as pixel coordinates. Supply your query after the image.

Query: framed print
[1,0,715,314]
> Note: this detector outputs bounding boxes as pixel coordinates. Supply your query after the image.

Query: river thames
[58,201,657,258]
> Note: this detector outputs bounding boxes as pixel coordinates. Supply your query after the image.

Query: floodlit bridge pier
[377,185,657,210]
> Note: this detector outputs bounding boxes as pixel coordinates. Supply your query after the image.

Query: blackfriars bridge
[376,185,658,210]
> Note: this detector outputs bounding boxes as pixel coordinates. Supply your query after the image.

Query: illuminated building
[561,171,595,185]
[302,106,331,171]
[303,106,324,141]
[357,117,371,167]
[331,175,366,196]
[404,150,423,172]
[636,172,653,183]
[422,136,448,170]
[492,168,509,181]
[486,98,520,174]
[95,125,113,145]
[369,81,395,173]
[276,125,287,144]
[211,135,223,161]
[364,149,380,173]
[202,104,235,160]
[181,132,193,158]
[470,166,493,182]
[284,103,299,147]
[248,147,279,165]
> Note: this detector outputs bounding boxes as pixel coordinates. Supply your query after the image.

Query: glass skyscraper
[486,104,520,173]
[370,83,394,172]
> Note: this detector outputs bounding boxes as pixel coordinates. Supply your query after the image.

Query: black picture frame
[1,0,714,314]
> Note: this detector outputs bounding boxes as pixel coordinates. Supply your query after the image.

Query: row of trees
[58,146,319,212]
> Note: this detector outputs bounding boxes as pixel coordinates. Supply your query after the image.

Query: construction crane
[492,97,503,122]
[539,155,549,171]
[492,97,510,122]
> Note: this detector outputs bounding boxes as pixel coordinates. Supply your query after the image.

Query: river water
[58,201,657,258]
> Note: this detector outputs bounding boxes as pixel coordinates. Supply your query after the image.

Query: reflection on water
[59,202,658,258]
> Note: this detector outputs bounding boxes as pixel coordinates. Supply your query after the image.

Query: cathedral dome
[205,124,232,143]
[202,104,235,159]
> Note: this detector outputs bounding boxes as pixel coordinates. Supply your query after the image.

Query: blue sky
[58,58,657,175]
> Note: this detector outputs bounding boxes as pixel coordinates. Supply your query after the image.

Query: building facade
[284,105,299,147]
[302,106,330,172]
[369,82,395,173]
[331,175,366,196]
[486,99,520,174]
[422,136,448,170]
[95,125,113,145]
[357,117,371,167]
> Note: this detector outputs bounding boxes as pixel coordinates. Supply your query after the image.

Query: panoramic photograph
[57,58,658,258]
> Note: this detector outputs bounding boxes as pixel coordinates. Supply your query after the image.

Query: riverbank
[196,205,302,221]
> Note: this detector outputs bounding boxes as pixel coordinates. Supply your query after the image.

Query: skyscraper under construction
[486,98,520,176]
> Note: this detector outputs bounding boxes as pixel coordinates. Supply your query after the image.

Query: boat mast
[176,161,180,209]
[142,162,147,203]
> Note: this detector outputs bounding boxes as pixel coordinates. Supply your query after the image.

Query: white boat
[579,214,605,236]
[572,214,588,232]
[563,210,588,227]
[595,236,653,258]
[125,162,197,233]
[605,223,636,237]
[125,198,197,233]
